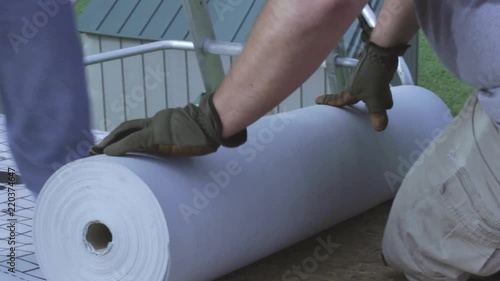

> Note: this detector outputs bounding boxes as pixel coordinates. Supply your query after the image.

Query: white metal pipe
[84,39,359,68]
[84,40,194,65]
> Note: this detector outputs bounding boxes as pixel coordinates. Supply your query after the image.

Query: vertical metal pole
[326,38,351,93]
[181,0,225,94]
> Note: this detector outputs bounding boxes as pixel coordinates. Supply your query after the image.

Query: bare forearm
[214,0,367,138]
[370,0,419,47]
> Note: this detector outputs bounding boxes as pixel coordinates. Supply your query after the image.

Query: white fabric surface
[32,85,451,281]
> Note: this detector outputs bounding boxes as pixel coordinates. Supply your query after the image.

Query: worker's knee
[382,221,471,281]
[382,166,500,281]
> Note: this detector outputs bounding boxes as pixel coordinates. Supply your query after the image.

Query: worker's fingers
[316,91,391,131]
[370,112,389,131]
[364,92,393,132]
[103,129,152,156]
[315,91,361,107]
[90,119,149,155]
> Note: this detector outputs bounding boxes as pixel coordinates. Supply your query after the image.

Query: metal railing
[84,39,359,68]
[84,4,414,88]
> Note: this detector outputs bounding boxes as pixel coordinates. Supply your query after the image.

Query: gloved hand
[316,41,409,131]
[89,92,247,156]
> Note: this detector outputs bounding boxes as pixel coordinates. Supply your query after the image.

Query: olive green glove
[90,92,247,156]
[316,41,409,131]
[358,14,373,44]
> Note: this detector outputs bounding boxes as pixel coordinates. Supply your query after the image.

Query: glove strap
[367,41,410,57]
[205,93,247,148]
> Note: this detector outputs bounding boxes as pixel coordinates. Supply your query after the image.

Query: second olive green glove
[90,92,247,156]
[316,41,409,130]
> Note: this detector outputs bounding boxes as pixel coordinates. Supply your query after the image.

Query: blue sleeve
[0,0,93,195]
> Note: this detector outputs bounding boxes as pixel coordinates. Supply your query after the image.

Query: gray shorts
[382,92,500,281]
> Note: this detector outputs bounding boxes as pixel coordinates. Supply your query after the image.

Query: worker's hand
[89,92,247,156]
[316,42,409,131]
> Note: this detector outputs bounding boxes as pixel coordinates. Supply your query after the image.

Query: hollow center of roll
[85,222,113,255]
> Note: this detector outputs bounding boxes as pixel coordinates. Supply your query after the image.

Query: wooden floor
[216,201,404,281]
[216,201,500,281]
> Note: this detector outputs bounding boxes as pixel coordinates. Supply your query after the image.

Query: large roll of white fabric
[33,85,451,281]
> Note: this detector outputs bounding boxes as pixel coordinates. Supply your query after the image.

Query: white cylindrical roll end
[33,160,170,281]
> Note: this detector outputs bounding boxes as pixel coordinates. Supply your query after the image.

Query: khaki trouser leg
[382,92,500,281]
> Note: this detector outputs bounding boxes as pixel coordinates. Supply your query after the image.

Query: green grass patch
[75,0,89,16]
[417,32,473,116]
